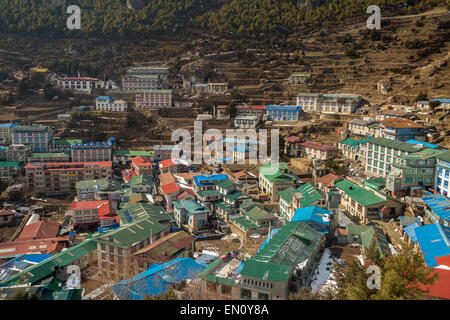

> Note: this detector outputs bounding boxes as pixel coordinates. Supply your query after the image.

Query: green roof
[230,216,259,230]
[2,238,98,286]
[399,148,445,161]
[197,254,238,286]
[241,221,323,282]
[339,138,361,147]
[0,162,21,168]
[96,217,167,249]
[346,225,390,255]
[197,190,221,198]
[244,205,276,224]
[113,150,155,157]
[364,178,386,190]
[335,179,386,207]
[54,139,82,145]
[214,179,236,189]
[28,153,70,159]
[368,138,427,153]
[279,183,322,207]
[436,150,450,163]
[116,203,171,226]
[291,73,311,77]
[223,190,244,201]
[130,175,153,188]
[136,89,172,94]
[173,200,209,215]
[258,163,296,182]
[215,201,234,211]
[278,187,294,203]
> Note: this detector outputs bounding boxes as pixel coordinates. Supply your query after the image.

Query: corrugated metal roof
[415,223,450,267]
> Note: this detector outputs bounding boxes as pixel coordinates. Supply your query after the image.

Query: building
[26,152,71,163]
[422,194,450,227]
[52,139,83,153]
[291,206,335,234]
[234,115,259,129]
[95,217,171,282]
[346,224,390,256]
[122,74,163,92]
[136,89,172,108]
[0,162,21,180]
[278,183,325,221]
[5,144,32,162]
[240,221,324,300]
[95,96,128,112]
[386,148,444,193]
[75,178,124,201]
[335,179,404,224]
[230,201,278,236]
[300,141,337,160]
[154,145,181,161]
[375,109,412,121]
[208,82,228,94]
[415,223,450,267]
[0,209,15,227]
[338,138,373,163]
[70,141,112,163]
[417,99,450,111]
[296,93,361,114]
[258,163,296,202]
[130,156,154,176]
[25,161,113,194]
[173,200,209,232]
[347,119,377,137]
[113,150,155,165]
[59,77,102,94]
[0,123,19,145]
[435,150,450,197]
[365,138,428,177]
[284,136,303,157]
[266,105,302,122]
[235,105,267,118]
[132,231,195,272]
[215,105,230,120]
[11,125,53,153]
[67,200,118,229]
[316,173,342,194]
[289,73,311,85]
[378,118,426,142]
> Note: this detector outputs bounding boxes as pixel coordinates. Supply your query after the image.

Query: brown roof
[133,231,195,263]
[300,141,335,151]
[381,118,424,129]
[17,221,60,240]
[285,136,302,143]
[159,172,175,186]
[0,209,14,216]
[0,237,69,258]
[317,174,341,188]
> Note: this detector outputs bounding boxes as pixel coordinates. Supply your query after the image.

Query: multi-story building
[124,66,169,84]
[59,77,102,94]
[338,138,373,163]
[435,150,450,197]
[67,200,118,229]
[0,162,22,180]
[0,123,19,145]
[154,145,180,161]
[95,96,128,112]
[122,74,163,92]
[25,161,113,193]
[70,142,112,162]
[240,221,324,300]
[130,156,154,176]
[173,200,209,232]
[26,152,71,163]
[11,125,53,153]
[235,105,267,117]
[234,115,259,129]
[386,148,444,194]
[258,163,296,202]
[300,141,338,160]
[5,144,32,162]
[365,138,427,177]
[278,183,325,221]
[208,83,228,94]
[297,93,361,114]
[112,150,155,166]
[266,105,302,122]
[348,119,378,137]
[135,89,172,108]
[52,139,83,153]
[422,194,450,227]
[379,118,427,142]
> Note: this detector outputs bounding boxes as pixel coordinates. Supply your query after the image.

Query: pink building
[135,89,172,108]
[300,141,338,160]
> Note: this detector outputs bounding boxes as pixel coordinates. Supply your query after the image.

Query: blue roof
[256,228,279,254]
[96,96,113,100]
[432,99,450,104]
[267,105,302,111]
[403,223,420,244]
[415,223,450,267]
[0,124,19,128]
[233,145,255,152]
[423,194,450,222]
[194,174,228,187]
[291,206,333,233]
[112,258,205,300]
[405,140,440,149]
[0,254,52,283]
[222,137,261,145]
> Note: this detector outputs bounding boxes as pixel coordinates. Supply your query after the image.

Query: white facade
[297,93,361,114]
[234,116,259,129]
[96,96,128,112]
[136,90,172,108]
[60,77,102,94]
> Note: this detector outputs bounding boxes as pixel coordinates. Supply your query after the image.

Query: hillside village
[0,4,449,301]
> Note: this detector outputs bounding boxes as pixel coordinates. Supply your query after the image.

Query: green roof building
[258,163,296,202]
[346,224,390,256]
[279,183,325,221]
[240,221,324,300]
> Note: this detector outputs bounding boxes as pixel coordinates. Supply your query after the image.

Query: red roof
[177,189,196,200]
[421,268,450,300]
[97,202,115,220]
[236,105,267,110]
[0,209,14,216]
[17,221,60,240]
[381,118,424,129]
[336,228,347,236]
[159,159,176,169]
[317,173,341,187]
[161,182,180,195]
[25,162,112,169]
[70,200,109,211]
[0,237,69,258]
[63,77,99,81]
[300,141,334,151]
[131,156,153,167]
[285,136,302,143]
[436,255,450,268]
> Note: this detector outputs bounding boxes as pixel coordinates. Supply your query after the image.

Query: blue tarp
[415,223,450,267]
[405,140,440,149]
[112,258,205,300]
[256,229,279,254]
[423,194,450,222]
[403,223,420,244]
[0,254,52,282]
[291,206,333,234]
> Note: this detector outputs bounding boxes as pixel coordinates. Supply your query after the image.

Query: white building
[348,118,378,137]
[59,77,102,94]
[297,93,361,114]
[234,115,259,129]
[96,96,128,112]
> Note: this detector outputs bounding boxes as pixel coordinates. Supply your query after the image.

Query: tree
[415,92,428,102]
[428,100,441,112]
[16,79,30,100]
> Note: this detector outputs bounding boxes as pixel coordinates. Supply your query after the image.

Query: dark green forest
[0,0,446,39]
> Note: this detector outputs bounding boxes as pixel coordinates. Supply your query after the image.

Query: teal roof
[117,203,171,226]
[0,162,21,168]
[279,183,323,207]
[230,216,259,230]
[130,175,153,188]
[214,180,236,189]
[173,200,209,215]
[113,150,155,157]
[368,138,427,153]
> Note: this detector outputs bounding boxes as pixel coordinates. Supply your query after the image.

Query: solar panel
[124,210,133,223]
